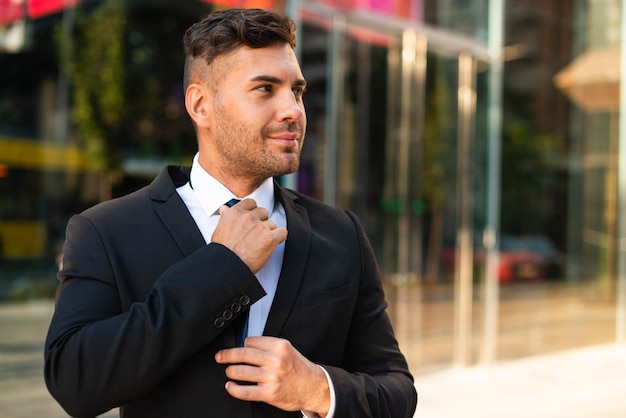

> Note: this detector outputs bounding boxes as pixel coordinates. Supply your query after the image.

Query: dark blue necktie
[224,198,240,208]
[224,198,248,347]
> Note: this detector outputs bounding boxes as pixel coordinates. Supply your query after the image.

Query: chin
[275,165,299,177]
[277,154,300,172]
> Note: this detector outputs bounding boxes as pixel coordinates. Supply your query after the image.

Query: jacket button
[222,309,233,320]
[231,302,242,313]
[239,295,251,306]
[214,317,226,328]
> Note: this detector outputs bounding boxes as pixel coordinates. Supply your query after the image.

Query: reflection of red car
[496,236,562,282]
[497,249,545,281]
[441,235,562,282]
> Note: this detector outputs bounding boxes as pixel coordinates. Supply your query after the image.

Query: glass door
[298,6,489,372]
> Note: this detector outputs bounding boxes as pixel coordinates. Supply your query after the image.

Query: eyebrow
[250,75,307,88]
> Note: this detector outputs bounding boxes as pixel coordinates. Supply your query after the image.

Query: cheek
[242,107,273,129]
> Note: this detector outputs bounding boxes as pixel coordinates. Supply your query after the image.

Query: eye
[293,86,307,99]
[257,85,273,93]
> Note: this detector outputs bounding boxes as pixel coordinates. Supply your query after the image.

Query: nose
[276,90,305,123]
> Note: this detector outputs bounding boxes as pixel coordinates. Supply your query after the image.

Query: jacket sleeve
[44,213,266,418]
[324,211,417,418]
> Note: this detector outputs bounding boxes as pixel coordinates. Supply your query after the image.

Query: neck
[196,155,266,197]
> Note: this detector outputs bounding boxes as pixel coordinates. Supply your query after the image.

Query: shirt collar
[189,153,276,216]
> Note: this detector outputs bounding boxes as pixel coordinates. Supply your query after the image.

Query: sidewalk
[414,343,626,417]
[1,300,625,417]
[0,301,117,418]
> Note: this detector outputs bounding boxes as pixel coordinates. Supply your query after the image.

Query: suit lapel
[151,166,206,257]
[263,184,311,337]
[149,169,311,337]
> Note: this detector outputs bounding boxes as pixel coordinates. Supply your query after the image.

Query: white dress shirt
[176,153,285,338]
[176,154,335,418]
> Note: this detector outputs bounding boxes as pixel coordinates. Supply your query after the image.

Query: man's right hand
[211,198,287,273]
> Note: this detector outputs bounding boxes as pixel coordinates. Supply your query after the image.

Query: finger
[224,363,264,383]
[251,206,269,221]
[241,337,299,368]
[215,346,266,366]
[215,347,245,364]
[237,198,258,210]
[242,336,288,352]
[271,227,288,243]
[224,380,266,402]
[218,198,258,215]
[242,336,271,350]
[219,203,269,222]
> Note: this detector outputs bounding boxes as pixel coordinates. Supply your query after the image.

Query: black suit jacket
[44,166,417,418]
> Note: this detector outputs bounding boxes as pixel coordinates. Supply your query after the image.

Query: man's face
[207,43,307,183]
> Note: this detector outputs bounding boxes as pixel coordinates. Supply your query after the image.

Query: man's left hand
[215,336,330,416]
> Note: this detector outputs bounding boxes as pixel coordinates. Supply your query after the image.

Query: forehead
[217,43,304,82]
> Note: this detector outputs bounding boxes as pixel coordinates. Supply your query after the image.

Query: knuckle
[277,338,292,351]
[242,211,256,223]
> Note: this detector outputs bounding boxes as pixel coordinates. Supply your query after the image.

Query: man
[45,8,417,418]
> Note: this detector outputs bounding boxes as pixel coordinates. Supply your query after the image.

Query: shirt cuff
[301,365,336,418]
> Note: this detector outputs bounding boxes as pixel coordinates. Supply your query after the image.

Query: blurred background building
[1,0,625,376]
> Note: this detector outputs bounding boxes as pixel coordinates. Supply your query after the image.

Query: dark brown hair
[183,8,297,88]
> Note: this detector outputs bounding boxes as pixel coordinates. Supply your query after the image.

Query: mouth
[267,132,300,148]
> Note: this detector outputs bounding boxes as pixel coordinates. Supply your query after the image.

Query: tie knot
[225,198,240,208]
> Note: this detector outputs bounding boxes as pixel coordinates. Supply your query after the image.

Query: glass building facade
[1,0,625,377]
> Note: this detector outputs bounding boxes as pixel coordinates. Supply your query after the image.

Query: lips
[270,138,298,148]
[271,132,298,141]
[267,131,301,148]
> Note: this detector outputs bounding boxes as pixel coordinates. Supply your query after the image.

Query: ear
[185,83,212,128]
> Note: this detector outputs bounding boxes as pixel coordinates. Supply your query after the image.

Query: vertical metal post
[394,29,418,350]
[397,29,418,273]
[454,52,476,367]
[286,0,302,53]
[323,13,346,206]
[355,41,372,215]
[409,33,427,368]
[283,0,302,191]
[481,0,505,365]
[616,0,626,343]
[382,42,399,278]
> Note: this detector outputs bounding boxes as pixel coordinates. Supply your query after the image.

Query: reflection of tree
[422,67,454,283]
[500,105,560,236]
[56,0,211,194]
[420,70,561,283]
[58,0,127,170]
